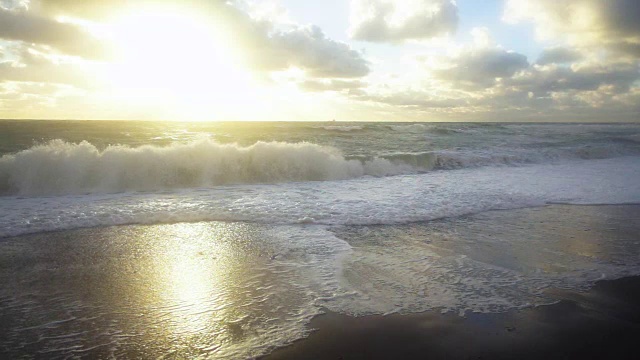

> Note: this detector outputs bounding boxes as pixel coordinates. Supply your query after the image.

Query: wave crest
[1,138,637,196]
[0,139,416,196]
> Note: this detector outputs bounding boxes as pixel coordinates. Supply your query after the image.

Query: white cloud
[0,0,28,11]
[349,0,457,43]
[260,25,370,78]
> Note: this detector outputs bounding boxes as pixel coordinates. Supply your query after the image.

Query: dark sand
[265,204,640,360]
[265,276,640,359]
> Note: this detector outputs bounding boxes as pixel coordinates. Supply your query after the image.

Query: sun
[103,6,263,120]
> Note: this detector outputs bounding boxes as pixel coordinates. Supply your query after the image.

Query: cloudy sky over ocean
[1,0,639,121]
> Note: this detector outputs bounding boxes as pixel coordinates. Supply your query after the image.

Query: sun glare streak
[155,223,228,338]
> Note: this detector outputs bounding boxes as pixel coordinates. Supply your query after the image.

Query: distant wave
[316,125,364,132]
[387,124,429,132]
[620,134,640,144]
[0,139,638,196]
[386,123,469,135]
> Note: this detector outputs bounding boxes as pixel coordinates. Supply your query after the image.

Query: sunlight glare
[105,7,261,120]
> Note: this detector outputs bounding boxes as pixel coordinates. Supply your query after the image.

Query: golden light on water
[0,218,313,358]
[160,223,222,336]
[115,222,237,353]
[125,221,280,357]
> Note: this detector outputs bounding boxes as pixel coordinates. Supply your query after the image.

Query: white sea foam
[1,138,638,196]
[1,156,639,238]
[0,139,418,196]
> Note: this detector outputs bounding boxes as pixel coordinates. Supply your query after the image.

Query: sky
[0,0,639,122]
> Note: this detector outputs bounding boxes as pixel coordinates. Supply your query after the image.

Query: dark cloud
[0,8,110,59]
[350,0,457,43]
[536,47,583,65]
[607,42,640,57]
[506,0,640,58]
[581,0,640,58]
[433,47,529,88]
[0,45,96,87]
[354,90,465,109]
[355,32,639,120]
[595,0,640,38]
[511,63,640,95]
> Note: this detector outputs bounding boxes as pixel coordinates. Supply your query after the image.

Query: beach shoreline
[265,276,640,360]
[1,204,640,359]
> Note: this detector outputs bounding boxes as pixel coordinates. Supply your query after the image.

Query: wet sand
[266,204,640,360]
[265,276,640,360]
[1,204,640,359]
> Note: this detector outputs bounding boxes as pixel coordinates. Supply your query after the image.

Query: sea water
[1,121,640,358]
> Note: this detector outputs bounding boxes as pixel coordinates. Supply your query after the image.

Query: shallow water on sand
[1,205,639,358]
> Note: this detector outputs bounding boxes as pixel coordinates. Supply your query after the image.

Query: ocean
[1,120,640,358]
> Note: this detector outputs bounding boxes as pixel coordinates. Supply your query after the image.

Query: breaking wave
[0,138,638,196]
[0,139,416,196]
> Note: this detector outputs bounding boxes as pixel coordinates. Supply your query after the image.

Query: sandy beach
[267,204,640,359]
[1,204,639,358]
[266,276,640,359]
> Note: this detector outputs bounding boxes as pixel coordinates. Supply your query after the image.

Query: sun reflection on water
[165,241,216,335]
[141,222,236,351]
[121,221,286,357]
[0,221,309,358]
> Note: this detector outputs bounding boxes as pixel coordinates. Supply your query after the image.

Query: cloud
[511,62,640,95]
[220,2,370,79]
[0,7,110,59]
[536,47,583,65]
[187,1,371,79]
[432,47,529,88]
[0,0,28,11]
[28,0,370,79]
[356,90,465,109]
[0,44,96,87]
[299,79,366,92]
[504,0,640,57]
[259,25,370,78]
[353,20,639,121]
[1,0,636,121]
[349,0,457,42]
[31,0,124,17]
